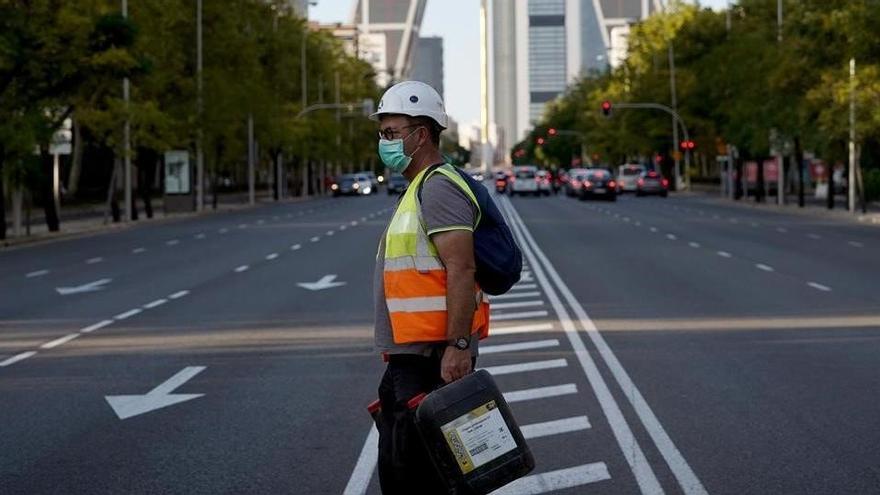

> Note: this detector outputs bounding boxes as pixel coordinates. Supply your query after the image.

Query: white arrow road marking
[297,274,347,291]
[105,366,206,420]
[56,278,112,296]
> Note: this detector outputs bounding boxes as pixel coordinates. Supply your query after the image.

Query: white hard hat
[370,80,448,129]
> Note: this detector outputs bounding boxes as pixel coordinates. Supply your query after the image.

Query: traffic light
[536,137,545,145]
[654,154,663,165]
[601,100,612,117]
[548,128,557,136]
[680,140,695,150]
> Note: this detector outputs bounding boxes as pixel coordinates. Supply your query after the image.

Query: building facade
[351,0,428,87]
[410,36,444,98]
[491,0,661,154]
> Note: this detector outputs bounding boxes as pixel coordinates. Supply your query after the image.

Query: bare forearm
[445,265,476,341]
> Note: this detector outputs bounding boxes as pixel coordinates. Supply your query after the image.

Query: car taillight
[608,180,617,188]
[584,180,593,188]
[637,179,645,186]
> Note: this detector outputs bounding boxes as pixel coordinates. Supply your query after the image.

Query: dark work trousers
[376,352,477,495]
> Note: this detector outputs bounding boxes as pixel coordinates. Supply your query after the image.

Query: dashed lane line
[26,270,50,278]
[143,299,168,309]
[756,263,775,272]
[0,352,37,367]
[481,358,568,376]
[807,282,832,292]
[86,257,103,264]
[480,339,560,355]
[717,251,733,258]
[521,416,592,440]
[114,308,142,320]
[266,253,279,261]
[80,320,113,334]
[235,265,250,273]
[503,383,579,403]
[40,333,80,349]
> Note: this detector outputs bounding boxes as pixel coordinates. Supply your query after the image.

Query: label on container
[441,400,517,474]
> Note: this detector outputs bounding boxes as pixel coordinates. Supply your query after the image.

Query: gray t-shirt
[374,172,480,356]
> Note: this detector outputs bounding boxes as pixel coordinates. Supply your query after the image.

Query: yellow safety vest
[382,164,490,344]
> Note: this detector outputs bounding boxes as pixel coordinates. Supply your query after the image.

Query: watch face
[456,337,469,350]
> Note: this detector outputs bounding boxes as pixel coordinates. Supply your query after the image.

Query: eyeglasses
[378,124,418,141]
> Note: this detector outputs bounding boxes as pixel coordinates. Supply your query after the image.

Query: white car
[536,170,553,196]
[617,164,647,193]
[509,166,540,196]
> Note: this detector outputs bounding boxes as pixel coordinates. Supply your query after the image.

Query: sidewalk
[1,192,316,250]
[684,184,880,226]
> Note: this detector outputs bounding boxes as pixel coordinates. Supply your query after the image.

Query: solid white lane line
[848,241,864,248]
[132,247,146,253]
[756,263,775,272]
[114,308,142,320]
[343,426,379,495]
[666,234,678,240]
[266,253,279,261]
[0,351,37,367]
[235,265,249,273]
[166,239,180,246]
[143,299,168,309]
[717,251,732,258]
[80,320,114,333]
[521,416,591,440]
[807,282,832,292]
[490,291,541,300]
[26,270,50,278]
[490,310,549,321]
[480,339,560,355]
[481,358,567,376]
[310,236,320,242]
[169,290,189,299]
[503,383,578,403]
[491,323,555,335]
[86,257,103,264]
[291,244,301,251]
[40,333,80,349]
[501,196,697,494]
[491,300,544,310]
[491,463,611,495]
[689,242,701,248]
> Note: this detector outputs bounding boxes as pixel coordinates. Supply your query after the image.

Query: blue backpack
[419,164,522,295]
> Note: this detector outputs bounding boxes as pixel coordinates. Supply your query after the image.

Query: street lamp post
[122,0,132,222]
[196,0,204,211]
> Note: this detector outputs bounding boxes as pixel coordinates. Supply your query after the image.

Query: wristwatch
[448,336,471,351]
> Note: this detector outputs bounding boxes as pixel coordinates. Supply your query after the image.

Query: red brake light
[637,178,645,186]
[584,180,593,188]
[661,179,669,187]
[608,180,617,188]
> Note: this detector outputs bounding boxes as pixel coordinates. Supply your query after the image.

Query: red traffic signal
[536,137,545,145]
[679,140,695,150]
[548,128,557,136]
[654,154,663,164]
[601,100,612,117]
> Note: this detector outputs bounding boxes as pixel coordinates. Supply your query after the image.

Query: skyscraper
[410,36,444,98]
[351,0,428,87]
[490,0,660,154]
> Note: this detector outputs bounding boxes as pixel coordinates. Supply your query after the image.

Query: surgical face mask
[378,128,422,173]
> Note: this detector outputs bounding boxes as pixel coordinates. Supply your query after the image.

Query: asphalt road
[2,187,879,494]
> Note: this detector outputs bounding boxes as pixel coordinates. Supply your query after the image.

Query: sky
[310,0,730,134]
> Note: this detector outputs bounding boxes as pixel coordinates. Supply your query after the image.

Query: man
[371,81,490,494]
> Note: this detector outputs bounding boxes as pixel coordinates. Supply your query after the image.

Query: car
[386,173,408,195]
[636,170,669,197]
[494,171,509,193]
[331,174,374,196]
[617,164,647,193]
[509,165,540,196]
[564,168,591,196]
[536,170,553,196]
[579,168,618,201]
[356,170,380,193]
